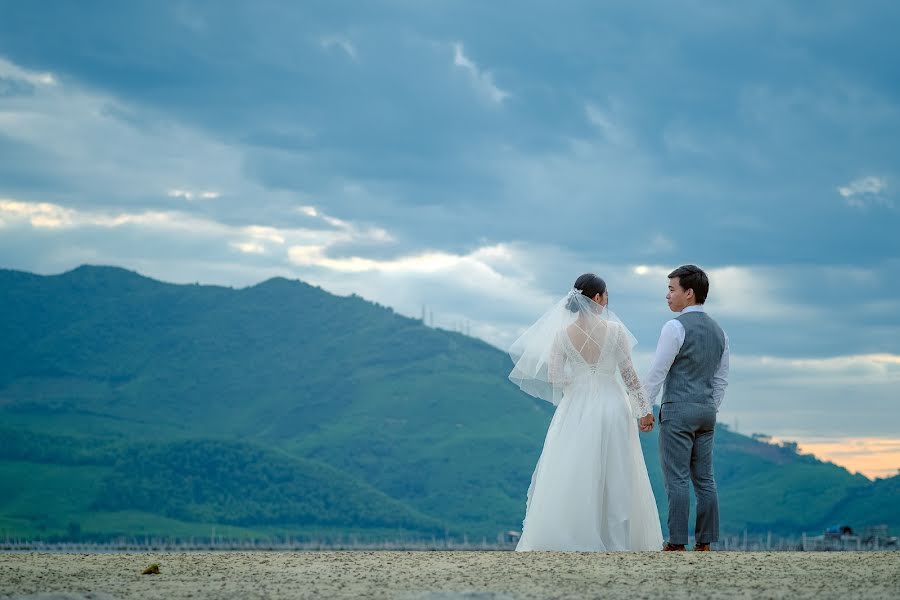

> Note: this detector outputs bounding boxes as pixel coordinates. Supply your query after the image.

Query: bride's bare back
[566,318,611,364]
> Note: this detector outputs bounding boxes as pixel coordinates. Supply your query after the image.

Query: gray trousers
[659,402,719,545]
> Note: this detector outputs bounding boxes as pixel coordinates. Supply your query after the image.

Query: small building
[500,530,521,545]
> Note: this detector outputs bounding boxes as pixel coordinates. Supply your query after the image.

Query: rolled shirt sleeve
[711,332,730,410]
[642,319,685,405]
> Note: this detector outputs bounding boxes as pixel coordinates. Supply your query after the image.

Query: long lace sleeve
[547,333,570,388]
[615,327,651,418]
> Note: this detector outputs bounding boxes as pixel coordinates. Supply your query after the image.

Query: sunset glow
[774,437,900,480]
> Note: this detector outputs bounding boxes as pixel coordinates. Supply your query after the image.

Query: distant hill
[0,265,895,541]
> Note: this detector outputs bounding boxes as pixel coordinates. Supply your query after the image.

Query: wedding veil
[508,288,638,406]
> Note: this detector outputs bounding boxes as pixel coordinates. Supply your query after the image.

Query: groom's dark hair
[668,265,709,304]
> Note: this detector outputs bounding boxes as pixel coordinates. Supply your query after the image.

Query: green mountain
[0,265,895,541]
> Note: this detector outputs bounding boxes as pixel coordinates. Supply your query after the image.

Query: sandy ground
[0,551,898,600]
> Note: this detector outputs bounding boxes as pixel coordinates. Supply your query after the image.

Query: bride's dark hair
[567,273,607,312]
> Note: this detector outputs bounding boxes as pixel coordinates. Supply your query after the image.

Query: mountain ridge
[0,265,895,540]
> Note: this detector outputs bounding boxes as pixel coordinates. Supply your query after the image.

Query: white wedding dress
[512,309,664,552]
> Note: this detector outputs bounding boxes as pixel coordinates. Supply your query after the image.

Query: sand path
[1,551,898,599]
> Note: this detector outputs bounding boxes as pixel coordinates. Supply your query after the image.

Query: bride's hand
[639,414,654,432]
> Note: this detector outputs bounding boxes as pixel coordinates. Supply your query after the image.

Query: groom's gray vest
[661,311,726,406]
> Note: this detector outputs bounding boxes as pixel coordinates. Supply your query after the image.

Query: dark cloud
[1,2,897,259]
[0,0,898,373]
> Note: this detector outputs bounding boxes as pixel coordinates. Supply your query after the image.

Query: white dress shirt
[643,305,730,410]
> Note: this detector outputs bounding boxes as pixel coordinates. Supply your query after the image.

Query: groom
[639,265,729,552]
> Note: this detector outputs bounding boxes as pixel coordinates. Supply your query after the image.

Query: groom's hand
[639,414,654,432]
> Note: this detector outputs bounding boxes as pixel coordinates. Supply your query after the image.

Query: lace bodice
[548,320,651,418]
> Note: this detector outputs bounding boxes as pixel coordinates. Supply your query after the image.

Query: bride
[508,274,663,551]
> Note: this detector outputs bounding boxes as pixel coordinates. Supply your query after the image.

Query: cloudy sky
[1,1,898,477]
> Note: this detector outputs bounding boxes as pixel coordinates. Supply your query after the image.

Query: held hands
[639,413,655,432]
